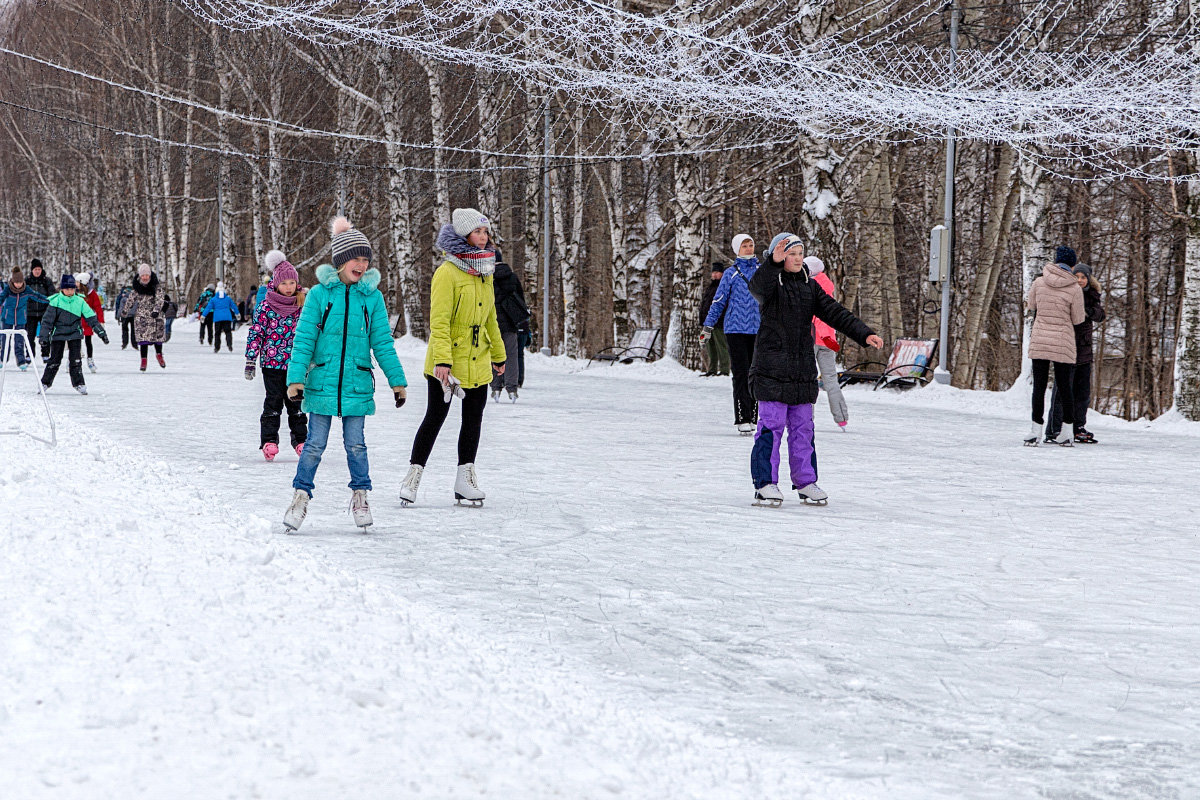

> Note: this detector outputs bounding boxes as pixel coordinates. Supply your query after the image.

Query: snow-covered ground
[2,319,1198,799]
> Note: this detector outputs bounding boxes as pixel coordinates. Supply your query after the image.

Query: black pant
[410,374,488,466]
[139,343,163,357]
[42,339,84,388]
[120,318,135,348]
[725,332,758,425]
[24,317,41,357]
[1047,362,1092,437]
[83,335,94,358]
[214,320,233,351]
[261,367,307,447]
[200,315,213,343]
[1031,359,1075,427]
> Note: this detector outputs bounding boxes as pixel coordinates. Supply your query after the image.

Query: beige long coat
[1027,263,1085,364]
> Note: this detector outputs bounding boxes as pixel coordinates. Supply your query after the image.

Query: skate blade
[455,497,484,508]
[753,499,783,508]
[1023,440,1038,447]
[801,498,829,506]
[280,523,299,535]
[400,499,414,507]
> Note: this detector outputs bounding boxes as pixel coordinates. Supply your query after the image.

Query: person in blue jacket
[203,282,240,353]
[700,234,761,434]
[1,267,49,369]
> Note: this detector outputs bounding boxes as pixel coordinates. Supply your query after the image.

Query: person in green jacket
[39,273,109,394]
[400,208,507,508]
[281,216,408,533]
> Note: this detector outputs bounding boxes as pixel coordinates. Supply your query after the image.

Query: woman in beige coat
[1024,246,1085,446]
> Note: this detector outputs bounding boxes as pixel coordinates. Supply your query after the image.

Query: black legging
[725,332,757,425]
[1031,359,1075,427]
[84,334,94,358]
[410,374,488,466]
[139,343,163,357]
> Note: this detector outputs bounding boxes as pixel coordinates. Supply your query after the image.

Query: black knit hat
[711,261,725,271]
[1072,263,1093,279]
[31,258,42,270]
[60,273,76,289]
[1055,246,1077,268]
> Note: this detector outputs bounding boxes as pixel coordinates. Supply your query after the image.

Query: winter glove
[699,326,713,345]
[150,311,159,318]
[442,373,464,404]
[393,387,407,408]
[244,361,256,381]
[99,333,110,345]
[287,383,304,401]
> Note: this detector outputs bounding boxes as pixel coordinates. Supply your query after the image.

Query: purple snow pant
[751,401,817,490]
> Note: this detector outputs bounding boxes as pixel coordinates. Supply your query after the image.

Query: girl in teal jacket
[281,217,407,533]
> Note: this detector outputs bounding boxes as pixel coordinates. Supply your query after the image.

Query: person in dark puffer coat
[1,268,49,368]
[1046,263,1106,443]
[747,233,881,506]
[489,258,529,401]
[24,259,56,359]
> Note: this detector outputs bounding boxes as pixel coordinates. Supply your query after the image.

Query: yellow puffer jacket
[423,261,507,388]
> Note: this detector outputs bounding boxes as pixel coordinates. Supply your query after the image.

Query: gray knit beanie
[452,208,491,238]
[330,216,372,267]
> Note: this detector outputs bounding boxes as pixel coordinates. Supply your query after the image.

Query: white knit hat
[452,208,491,238]
[731,234,753,256]
[137,263,152,277]
[803,256,826,275]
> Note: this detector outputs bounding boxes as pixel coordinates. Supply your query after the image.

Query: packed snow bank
[0,396,880,799]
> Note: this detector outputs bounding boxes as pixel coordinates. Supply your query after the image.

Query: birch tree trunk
[1173,0,1200,418]
[551,112,586,357]
[522,82,544,335]
[1018,149,1052,372]
[477,70,504,239]
[213,26,237,283]
[417,56,452,220]
[669,145,707,369]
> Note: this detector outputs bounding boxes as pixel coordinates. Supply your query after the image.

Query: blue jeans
[292,414,370,497]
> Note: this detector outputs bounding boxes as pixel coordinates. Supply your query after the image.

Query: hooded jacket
[114,286,136,319]
[246,290,306,370]
[203,290,241,323]
[703,257,760,334]
[38,292,106,345]
[286,264,406,417]
[194,286,216,315]
[1074,278,1105,366]
[748,254,874,405]
[423,260,507,389]
[0,284,49,327]
[1027,263,1085,364]
[81,288,105,337]
[810,271,839,351]
[492,261,530,336]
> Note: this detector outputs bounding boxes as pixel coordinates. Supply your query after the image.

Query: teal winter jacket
[286,264,407,417]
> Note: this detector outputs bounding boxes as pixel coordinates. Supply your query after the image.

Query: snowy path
[4,319,1199,799]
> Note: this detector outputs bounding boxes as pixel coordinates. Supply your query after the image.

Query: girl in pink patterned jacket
[245,251,308,461]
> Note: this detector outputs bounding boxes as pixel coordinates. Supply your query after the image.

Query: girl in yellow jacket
[401,208,507,507]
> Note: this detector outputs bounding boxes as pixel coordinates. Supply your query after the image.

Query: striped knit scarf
[436,224,496,277]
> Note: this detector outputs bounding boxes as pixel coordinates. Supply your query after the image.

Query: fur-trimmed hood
[315,263,381,293]
[133,273,160,295]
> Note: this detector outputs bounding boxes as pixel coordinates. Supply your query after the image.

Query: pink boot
[837,421,848,430]
[294,443,304,456]
[262,442,279,462]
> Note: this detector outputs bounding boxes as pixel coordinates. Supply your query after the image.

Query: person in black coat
[24,258,56,358]
[1046,263,1106,443]
[489,260,530,401]
[747,233,882,506]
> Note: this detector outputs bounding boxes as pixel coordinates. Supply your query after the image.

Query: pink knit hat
[264,250,298,284]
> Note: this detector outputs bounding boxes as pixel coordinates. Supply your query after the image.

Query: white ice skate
[753,484,784,508]
[399,463,423,506]
[75,385,88,395]
[795,483,829,506]
[350,489,373,530]
[507,388,518,403]
[1023,422,1042,447]
[1047,429,1074,448]
[454,463,485,507]
[737,422,756,436]
[491,388,501,402]
[87,358,97,373]
[282,489,309,532]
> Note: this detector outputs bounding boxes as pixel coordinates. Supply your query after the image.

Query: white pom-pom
[264,250,286,270]
[331,216,352,236]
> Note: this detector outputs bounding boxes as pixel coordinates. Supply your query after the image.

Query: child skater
[245,250,308,461]
[39,273,109,394]
[748,234,882,507]
[1,267,49,370]
[75,272,105,373]
[399,208,507,508]
[281,217,407,533]
[803,256,851,429]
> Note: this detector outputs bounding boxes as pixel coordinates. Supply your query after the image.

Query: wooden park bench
[838,337,939,391]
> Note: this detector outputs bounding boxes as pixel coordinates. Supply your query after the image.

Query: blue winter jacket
[203,293,241,323]
[704,257,760,334]
[255,284,268,316]
[0,284,50,327]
